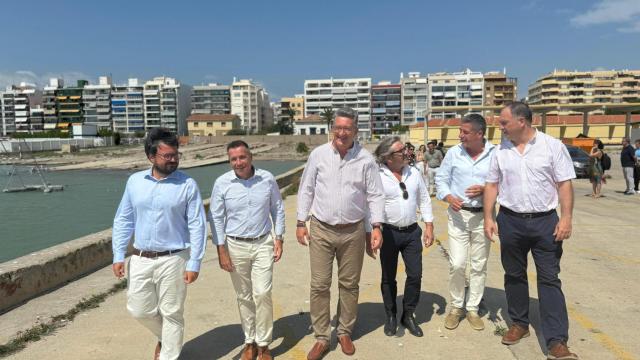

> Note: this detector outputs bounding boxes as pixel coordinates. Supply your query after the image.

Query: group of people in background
[587,137,640,198]
[111,102,583,360]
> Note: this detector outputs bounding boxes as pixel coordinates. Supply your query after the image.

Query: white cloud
[570,0,640,33]
[0,70,94,90]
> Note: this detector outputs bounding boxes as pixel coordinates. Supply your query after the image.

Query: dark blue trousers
[380,225,423,316]
[497,209,569,348]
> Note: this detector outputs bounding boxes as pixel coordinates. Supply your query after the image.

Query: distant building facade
[400,72,429,126]
[191,84,231,115]
[371,82,401,136]
[187,114,240,136]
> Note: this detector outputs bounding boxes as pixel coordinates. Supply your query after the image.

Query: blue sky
[0,0,638,100]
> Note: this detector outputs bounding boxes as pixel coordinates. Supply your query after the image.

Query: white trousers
[227,235,274,346]
[127,251,188,360]
[447,208,490,312]
[427,167,439,195]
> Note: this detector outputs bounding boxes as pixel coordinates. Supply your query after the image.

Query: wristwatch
[275,235,284,242]
[296,221,306,228]
[372,223,382,230]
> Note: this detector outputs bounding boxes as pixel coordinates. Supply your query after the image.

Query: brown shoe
[547,342,579,360]
[501,323,530,345]
[307,340,329,360]
[257,346,272,360]
[240,342,258,360]
[337,335,355,356]
[154,342,161,360]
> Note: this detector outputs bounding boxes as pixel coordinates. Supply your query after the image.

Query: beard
[154,162,178,177]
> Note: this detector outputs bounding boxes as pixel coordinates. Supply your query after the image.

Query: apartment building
[111,78,145,134]
[280,95,305,124]
[528,69,640,114]
[42,78,63,130]
[82,76,112,130]
[483,72,517,107]
[191,84,231,115]
[143,77,191,135]
[371,82,401,136]
[230,79,273,134]
[400,72,428,125]
[1,83,41,135]
[304,77,372,139]
[56,80,88,131]
[429,69,484,119]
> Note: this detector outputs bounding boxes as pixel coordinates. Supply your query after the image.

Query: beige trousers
[309,217,365,341]
[127,251,188,360]
[447,208,490,312]
[227,235,274,346]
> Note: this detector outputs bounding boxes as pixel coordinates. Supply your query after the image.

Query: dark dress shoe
[384,315,397,336]
[401,314,424,337]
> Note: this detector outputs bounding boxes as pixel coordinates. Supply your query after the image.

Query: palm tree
[281,108,296,134]
[320,108,335,142]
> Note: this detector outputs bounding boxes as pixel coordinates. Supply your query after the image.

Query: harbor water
[0,160,303,263]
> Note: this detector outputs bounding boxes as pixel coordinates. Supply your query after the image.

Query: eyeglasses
[399,182,408,200]
[391,147,405,156]
[155,152,182,161]
[333,126,354,133]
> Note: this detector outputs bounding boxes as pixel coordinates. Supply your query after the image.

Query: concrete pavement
[2,162,639,360]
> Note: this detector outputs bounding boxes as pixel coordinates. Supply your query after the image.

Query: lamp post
[422,109,429,146]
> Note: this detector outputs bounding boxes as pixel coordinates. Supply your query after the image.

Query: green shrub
[296,142,309,153]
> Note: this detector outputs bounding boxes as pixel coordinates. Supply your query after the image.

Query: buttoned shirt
[112,169,207,272]
[297,142,385,227]
[208,168,285,246]
[436,141,495,208]
[380,165,433,226]
[486,130,576,213]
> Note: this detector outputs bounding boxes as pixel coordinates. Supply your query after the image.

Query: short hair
[505,101,533,124]
[374,136,402,164]
[226,140,250,152]
[144,127,178,157]
[623,137,631,143]
[461,113,487,135]
[335,107,358,124]
[405,142,414,150]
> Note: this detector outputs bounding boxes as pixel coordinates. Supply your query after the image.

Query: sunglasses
[399,182,408,200]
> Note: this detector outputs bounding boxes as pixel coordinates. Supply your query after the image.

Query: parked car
[565,144,590,178]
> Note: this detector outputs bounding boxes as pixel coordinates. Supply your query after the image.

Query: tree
[280,108,296,135]
[320,108,335,141]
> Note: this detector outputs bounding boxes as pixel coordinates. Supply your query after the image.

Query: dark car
[565,144,590,178]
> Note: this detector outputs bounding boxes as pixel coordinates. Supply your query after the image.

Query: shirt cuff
[186,259,201,273]
[113,252,126,264]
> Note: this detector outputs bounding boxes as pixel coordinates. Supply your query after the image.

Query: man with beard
[112,128,207,360]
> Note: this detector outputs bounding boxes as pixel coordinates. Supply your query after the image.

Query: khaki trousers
[447,208,490,312]
[227,235,274,346]
[309,217,365,341]
[127,251,188,360]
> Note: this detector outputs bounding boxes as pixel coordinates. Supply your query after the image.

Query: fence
[0,138,112,153]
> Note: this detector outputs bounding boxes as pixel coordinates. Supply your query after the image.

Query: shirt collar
[232,166,261,181]
[144,167,180,182]
[380,164,409,180]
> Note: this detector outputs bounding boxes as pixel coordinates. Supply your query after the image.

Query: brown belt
[133,248,185,258]
[312,216,361,229]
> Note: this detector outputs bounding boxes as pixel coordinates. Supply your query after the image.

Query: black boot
[401,313,423,337]
[384,314,397,336]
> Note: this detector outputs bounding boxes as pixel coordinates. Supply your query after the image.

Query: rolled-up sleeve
[270,176,285,236]
[185,180,207,272]
[435,150,453,201]
[418,172,434,222]
[486,151,500,183]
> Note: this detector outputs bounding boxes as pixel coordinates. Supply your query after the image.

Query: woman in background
[589,139,604,198]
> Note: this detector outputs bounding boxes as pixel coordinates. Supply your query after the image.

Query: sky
[0,0,639,100]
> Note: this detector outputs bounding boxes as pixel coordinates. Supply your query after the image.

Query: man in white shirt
[209,140,285,360]
[483,102,578,360]
[296,107,385,360]
[436,114,495,332]
[374,136,434,338]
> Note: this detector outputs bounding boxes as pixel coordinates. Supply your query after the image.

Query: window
[193,122,199,127]
[207,122,213,127]
[221,122,226,127]
[300,129,306,135]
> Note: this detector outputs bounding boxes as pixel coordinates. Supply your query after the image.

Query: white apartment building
[230,79,273,134]
[42,78,63,130]
[428,68,484,119]
[82,76,112,130]
[143,77,191,135]
[304,77,372,139]
[1,83,41,135]
[191,83,231,115]
[111,78,145,134]
[400,72,429,126]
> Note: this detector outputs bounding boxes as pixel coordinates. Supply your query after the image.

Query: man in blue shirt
[112,128,207,360]
[435,114,495,332]
[209,140,285,360]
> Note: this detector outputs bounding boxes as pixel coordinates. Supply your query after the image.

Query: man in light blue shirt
[112,128,207,360]
[208,140,285,360]
[435,114,495,332]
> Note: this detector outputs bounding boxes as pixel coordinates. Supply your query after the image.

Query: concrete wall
[184,134,328,147]
[0,164,305,314]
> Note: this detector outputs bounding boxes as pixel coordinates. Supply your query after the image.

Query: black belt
[383,223,418,232]
[460,206,483,213]
[500,207,555,219]
[133,248,185,258]
[227,233,269,242]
